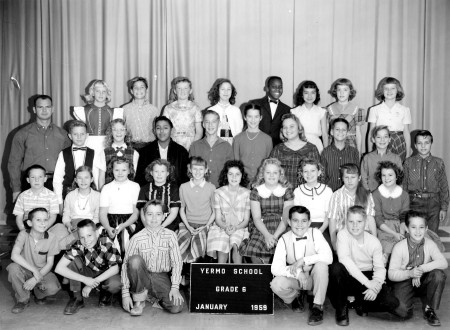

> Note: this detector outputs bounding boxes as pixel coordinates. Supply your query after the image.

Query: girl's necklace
[77,191,90,210]
[246,130,260,141]
[218,101,230,109]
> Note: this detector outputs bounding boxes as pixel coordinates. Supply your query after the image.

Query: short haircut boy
[289,205,310,220]
[371,125,390,140]
[26,164,46,177]
[414,129,433,144]
[68,120,88,133]
[331,118,349,129]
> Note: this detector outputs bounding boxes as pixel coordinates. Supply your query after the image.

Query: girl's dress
[373,185,410,254]
[162,100,202,151]
[207,186,250,258]
[291,105,327,153]
[327,102,365,149]
[239,184,294,259]
[99,143,139,185]
[269,142,320,188]
[137,182,181,231]
[367,102,412,161]
[208,104,244,145]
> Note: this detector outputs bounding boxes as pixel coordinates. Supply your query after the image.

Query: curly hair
[294,80,320,106]
[297,158,325,185]
[375,161,404,185]
[144,159,176,183]
[218,160,249,188]
[168,76,195,103]
[280,113,307,142]
[106,156,135,181]
[104,119,133,147]
[87,79,112,104]
[252,158,290,189]
[374,77,405,101]
[70,165,97,192]
[207,78,237,106]
[328,78,357,101]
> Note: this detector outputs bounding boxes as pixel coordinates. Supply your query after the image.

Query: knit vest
[104,146,135,184]
[62,147,94,197]
[281,229,316,272]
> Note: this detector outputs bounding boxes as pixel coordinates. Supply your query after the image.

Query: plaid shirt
[65,230,122,272]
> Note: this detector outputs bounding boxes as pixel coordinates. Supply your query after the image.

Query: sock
[313,304,323,310]
[72,291,82,300]
[425,305,430,312]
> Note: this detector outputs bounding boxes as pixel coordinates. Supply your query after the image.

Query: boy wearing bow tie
[53,120,100,211]
[270,205,332,326]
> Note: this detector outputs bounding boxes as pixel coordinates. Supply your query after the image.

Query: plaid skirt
[108,213,136,256]
[206,225,249,258]
[388,131,406,161]
[239,214,281,258]
[177,222,208,263]
[377,219,401,254]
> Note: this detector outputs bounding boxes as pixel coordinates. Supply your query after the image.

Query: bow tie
[295,236,307,241]
[115,146,124,151]
[269,99,278,104]
[73,147,87,151]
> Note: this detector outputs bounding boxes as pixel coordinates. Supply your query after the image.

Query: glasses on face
[113,128,126,132]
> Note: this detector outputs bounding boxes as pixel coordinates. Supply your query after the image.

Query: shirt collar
[256,184,286,198]
[378,184,403,198]
[190,179,206,188]
[112,142,127,149]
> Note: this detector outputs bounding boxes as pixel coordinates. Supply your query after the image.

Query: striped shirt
[320,144,360,191]
[13,188,59,220]
[403,154,449,211]
[121,227,182,298]
[327,186,375,232]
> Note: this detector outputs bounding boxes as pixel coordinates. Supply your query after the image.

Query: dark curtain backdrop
[1,0,449,223]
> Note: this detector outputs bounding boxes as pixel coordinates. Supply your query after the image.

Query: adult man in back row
[8,95,71,201]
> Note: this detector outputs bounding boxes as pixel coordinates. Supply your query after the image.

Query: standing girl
[207,78,243,145]
[207,160,250,263]
[56,166,101,250]
[368,77,412,161]
[98,119,139,189]
[293,158,333,238]
[239,158,294,264]
[178,157,216,263]
[99,157,140,256]
[137,159,181,232]
[270,114,320,188]
[291,81,328,153]
[372,161,409,261]
[327,78,365,154]
[327,163,377,250]
[163,77,203,151]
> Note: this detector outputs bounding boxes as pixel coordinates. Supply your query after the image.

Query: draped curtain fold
[1,0,449,223]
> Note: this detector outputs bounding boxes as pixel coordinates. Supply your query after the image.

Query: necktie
[73,147,87,151]
[296,236,307,241]
[269,99,278,104]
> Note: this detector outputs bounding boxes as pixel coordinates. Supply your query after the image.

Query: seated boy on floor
[121,200,184,316]
[55,219,122,315]
[328,205,399,326]
[389,210,447,326]
[271,205,332,326]
[7,208,61,313]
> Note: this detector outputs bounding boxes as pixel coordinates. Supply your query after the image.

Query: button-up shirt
[8,122,71,192]
[123,100,159,143]
[121,227,182,298]
[403,154,449,211]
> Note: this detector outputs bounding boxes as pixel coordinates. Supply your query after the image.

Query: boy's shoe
[11,301,30,314]
[34,297,47,305]
[292,292,306,313]
[64,297,84,315]
[355,300,368,317]
[424,308,441,326]
[98,291,113,307]
[130,301,145,316]
[335,306,349,326]
[307,305,323,326]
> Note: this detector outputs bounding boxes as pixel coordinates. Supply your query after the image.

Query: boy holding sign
[270,205,332,326]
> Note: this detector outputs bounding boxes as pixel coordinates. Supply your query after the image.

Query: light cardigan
[62,189,101,225]
[208,104,244,138]
[388,237,448,282]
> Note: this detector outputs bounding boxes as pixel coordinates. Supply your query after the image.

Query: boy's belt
[410,192,437,199]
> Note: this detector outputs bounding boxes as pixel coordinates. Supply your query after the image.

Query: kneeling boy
[271,205,332,326]
[7,208,61,313]
[122,200,184,316]
[55,219,122,315]
[389,210,447,326]
[328,205,399,326]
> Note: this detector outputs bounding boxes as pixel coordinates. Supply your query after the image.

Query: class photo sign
[190,263,274,315]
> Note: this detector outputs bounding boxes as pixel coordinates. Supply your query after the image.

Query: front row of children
[8,201,447,326]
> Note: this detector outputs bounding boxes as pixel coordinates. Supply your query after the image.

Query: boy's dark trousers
[409,194,441,234]
[67,256,121,294]
[328,262,399,314]
[391,269,446,318]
